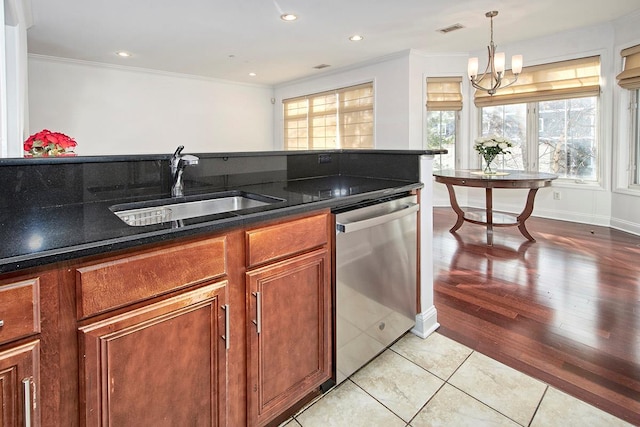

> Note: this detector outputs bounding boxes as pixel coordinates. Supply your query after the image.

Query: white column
[411,154,440,338]
[2,0,31,158]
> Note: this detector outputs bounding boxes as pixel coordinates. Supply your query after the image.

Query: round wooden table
[434,170,558,245]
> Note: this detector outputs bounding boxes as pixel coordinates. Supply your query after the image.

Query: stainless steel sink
[111,191,284,226]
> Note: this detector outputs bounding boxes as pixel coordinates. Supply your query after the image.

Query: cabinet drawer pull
[23,378,32,427]
[221,304,230,350]
[0,319,4,327]
[252,292,262,334]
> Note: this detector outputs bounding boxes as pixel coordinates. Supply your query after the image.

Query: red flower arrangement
[24,129,77,157]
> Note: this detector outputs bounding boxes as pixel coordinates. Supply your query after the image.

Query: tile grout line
[444,349,531,427]
[405,380,449,426]
[348,378,412,425]
[527,385,550,427]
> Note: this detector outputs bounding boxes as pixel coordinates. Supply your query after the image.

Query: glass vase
[483,153,498,174]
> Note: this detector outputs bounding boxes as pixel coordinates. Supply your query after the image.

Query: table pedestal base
[445,184,539,246]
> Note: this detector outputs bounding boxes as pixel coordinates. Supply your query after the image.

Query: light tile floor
[281,332,634,427]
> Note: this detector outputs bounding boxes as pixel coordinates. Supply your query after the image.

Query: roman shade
[474,56,601,107]
[616,44,640,90]
[284,82,374,150]
[426,77,463,111]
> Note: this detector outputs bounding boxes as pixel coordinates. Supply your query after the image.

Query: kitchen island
[0,149,440,426]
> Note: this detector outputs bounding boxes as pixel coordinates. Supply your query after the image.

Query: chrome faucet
[170,145,199,197]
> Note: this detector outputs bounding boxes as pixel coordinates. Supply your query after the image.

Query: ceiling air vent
[313,64,331,69]
[438,24,464,34]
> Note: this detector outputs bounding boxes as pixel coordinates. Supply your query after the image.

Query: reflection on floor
[280,332,632,427]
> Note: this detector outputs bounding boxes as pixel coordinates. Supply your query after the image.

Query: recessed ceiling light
[116,51,131,57]
[280,13,297,21]
[249,72,257,77]
[349,35,364,42]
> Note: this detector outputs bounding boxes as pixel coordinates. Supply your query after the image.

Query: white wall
[27,56,275,156]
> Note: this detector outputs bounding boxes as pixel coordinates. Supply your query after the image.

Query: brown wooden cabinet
[78,281,228,427]
[0,277,42,427]
[74,234,233,427]
[0,209,333,427]
[245,213,332,426]
[0,340,40,427]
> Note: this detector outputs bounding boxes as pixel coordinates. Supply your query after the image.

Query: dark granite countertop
[0,165,426,273]
[1,177,420,273]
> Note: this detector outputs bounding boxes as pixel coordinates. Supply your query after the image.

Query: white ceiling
[25,0,640,86]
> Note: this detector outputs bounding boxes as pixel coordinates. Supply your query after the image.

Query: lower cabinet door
[247,249,331,427]
[78,281,228,427]
[0,340,40,427]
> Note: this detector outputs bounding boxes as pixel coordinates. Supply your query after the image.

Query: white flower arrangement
[474,135,513,158]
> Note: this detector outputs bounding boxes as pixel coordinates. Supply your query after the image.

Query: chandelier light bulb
[512,55,523,74]
[494,52,506,74]
[468,57,479,78]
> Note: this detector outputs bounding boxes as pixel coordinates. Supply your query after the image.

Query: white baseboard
[411,306,439,339]
[610,218,640,237]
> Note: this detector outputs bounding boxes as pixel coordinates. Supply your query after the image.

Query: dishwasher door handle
[336,202,419,234]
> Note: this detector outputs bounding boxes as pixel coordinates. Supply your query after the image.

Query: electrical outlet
[553,191,561,200]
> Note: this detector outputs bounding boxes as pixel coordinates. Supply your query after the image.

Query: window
[426,111,457,170]
[616,44,640,186]
[481,104,526,170]
[425,77,462,171]
[283,83,373,150]
[476,56,601,181]
[538,97,597,179]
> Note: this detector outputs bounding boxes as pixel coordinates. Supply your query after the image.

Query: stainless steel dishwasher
[334,194,419,384]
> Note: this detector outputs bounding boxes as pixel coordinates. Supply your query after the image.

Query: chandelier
[468,11,523,95]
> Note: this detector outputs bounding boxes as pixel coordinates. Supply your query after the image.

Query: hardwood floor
[432,207,640,425]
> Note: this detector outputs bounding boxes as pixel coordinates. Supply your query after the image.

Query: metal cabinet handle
[221,304,230,350]
[0,319,4,327]
[252,292,261,334]
[23,378,32,427]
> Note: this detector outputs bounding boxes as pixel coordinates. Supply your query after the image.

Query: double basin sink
[110,191,285,227]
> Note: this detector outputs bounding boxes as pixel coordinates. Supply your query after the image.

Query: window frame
[425,109,460,171]
[425,76,462,171]
[614,43,640,195]
[474,55,603,184]
[478,95,601,183]
[631,89,640,188]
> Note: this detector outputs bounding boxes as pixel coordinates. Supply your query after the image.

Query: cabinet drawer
[76,236,227,318]
[0,279,41,345]
[246,213,328,268]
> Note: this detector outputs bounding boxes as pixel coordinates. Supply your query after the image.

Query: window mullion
[306,99,312,150]
[336,92,341,148]
[455,111,461,169]
[527,103,538,171]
